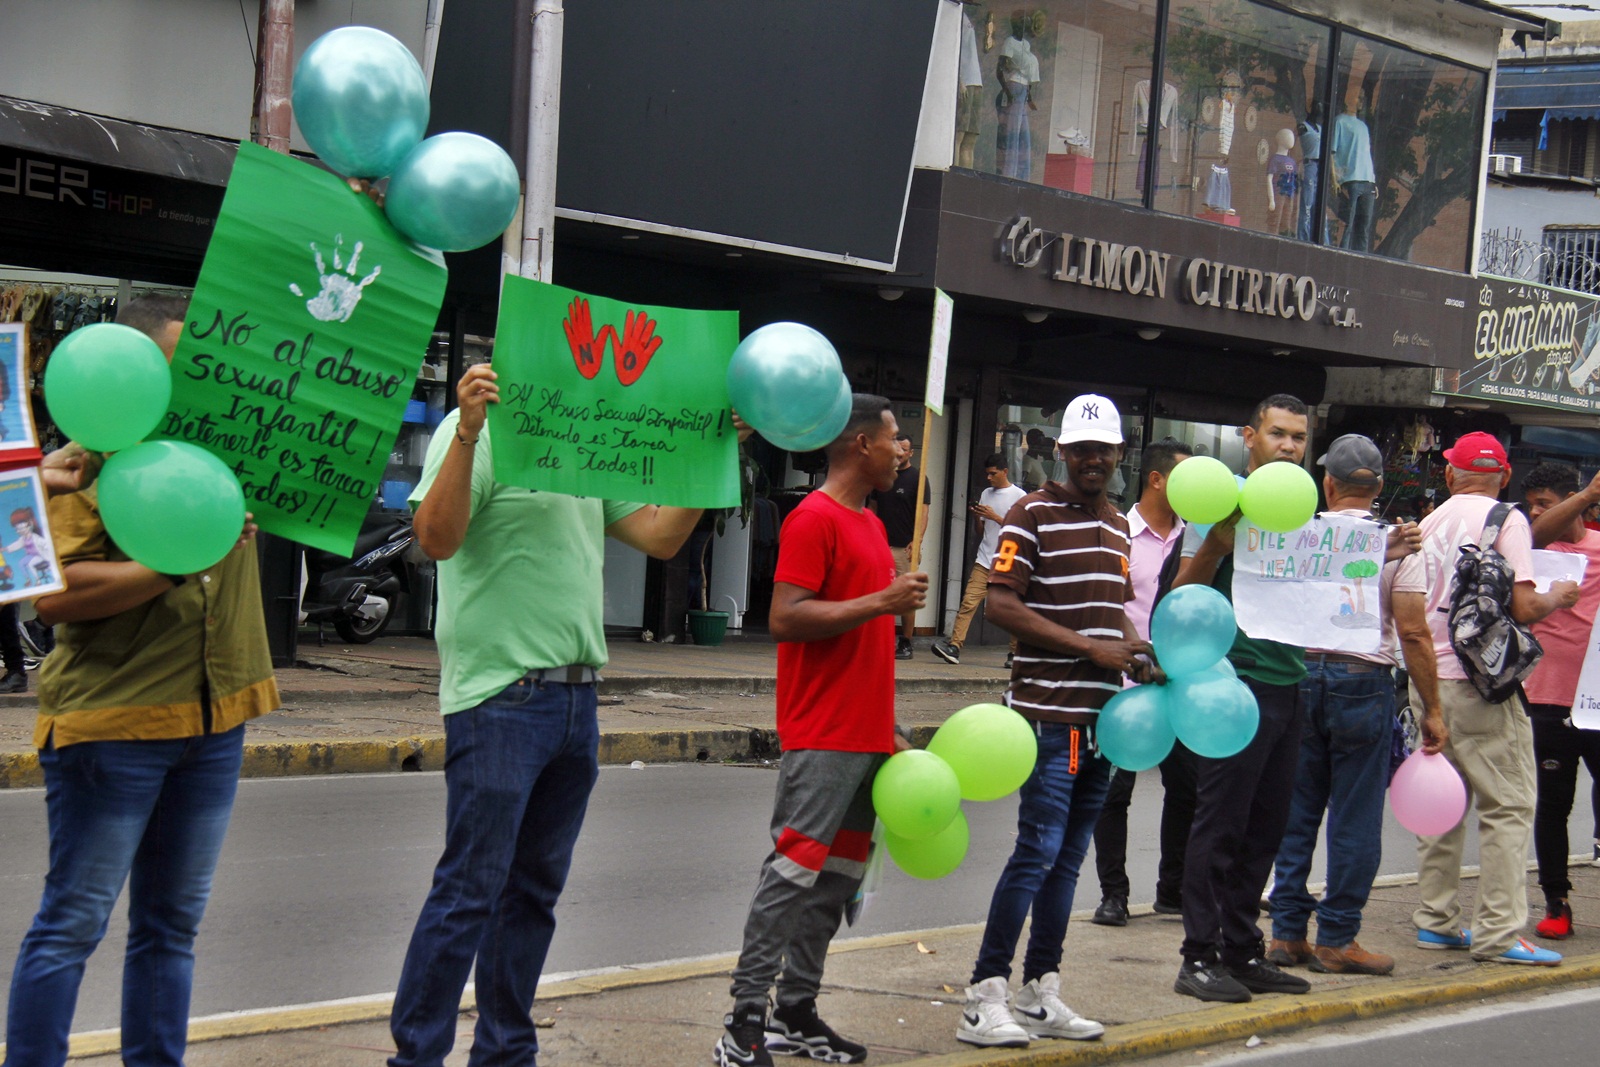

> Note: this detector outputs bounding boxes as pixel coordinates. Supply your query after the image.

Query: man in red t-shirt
[716,394,927,1067]
[1525,462,1600,941]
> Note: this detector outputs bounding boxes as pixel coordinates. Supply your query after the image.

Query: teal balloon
[726,323,848,445]
[1166,672,1260,759]
[292,27,428,178]
[44,324,171,451]
[385,133,521,252]
[1096,685,1176,772]
[926,702,1038,800]
[872,749,961,841]
[885,808,969,880]
[98,442,246,575]
[762,377,852,453]
[1150,584,1236,677]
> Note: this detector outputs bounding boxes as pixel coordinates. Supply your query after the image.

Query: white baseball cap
[1059,393,1124,446]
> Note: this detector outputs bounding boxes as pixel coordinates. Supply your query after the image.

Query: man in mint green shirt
[1169,394,1311,1006]
[389,362,737,1067]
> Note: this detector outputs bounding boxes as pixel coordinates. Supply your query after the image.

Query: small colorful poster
[0,323,44,465]
[1570,617,1600,729]
[0,469,64,606]
[489,275,742,507]
[1232,513,1388,654]
[154,142,448,555]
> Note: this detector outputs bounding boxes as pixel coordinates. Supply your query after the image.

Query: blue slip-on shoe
[1416,928,1472,950]
[1486,937,1562,966]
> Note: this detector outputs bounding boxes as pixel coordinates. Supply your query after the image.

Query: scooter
[300,512,415,644]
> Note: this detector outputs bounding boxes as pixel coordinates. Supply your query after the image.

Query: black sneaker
[1004,653,1014,670]
[1173,959,1251,1003]
[715,1005,774,1067]
[1091,896,1128,927]
[0,671,25,694]
[766,1000,867,1063]
[931,638,960,665]
[895,638,914,660]
[1152,898,1183,915]
[1230,957,1311,995]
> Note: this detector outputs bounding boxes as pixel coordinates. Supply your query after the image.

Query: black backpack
[1447,502,1543,704]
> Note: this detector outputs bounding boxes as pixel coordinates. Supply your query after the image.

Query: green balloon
[1166,456,1240,525]
[926,702,1038,801]
[885,809,969,880]
[44,324,172,451]
[871,749,961,841]
[1240,461,1319,533]
[99,442,246,575]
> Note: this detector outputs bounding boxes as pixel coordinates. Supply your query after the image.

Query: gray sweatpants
[729,749,883,1010]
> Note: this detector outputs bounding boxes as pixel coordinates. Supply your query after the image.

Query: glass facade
[955,1,1488,272]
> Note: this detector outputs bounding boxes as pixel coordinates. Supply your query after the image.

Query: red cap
[1443,431,1509,473]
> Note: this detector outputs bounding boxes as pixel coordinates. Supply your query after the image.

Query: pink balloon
[1389,751,1468,836]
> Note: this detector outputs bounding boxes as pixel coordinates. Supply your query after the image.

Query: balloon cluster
[872,703,1037,880]
[293,27,520,253]
[1389,750,1467,836]
[1097,585,1260,770]
[1166,456,1319,533]
[726,323,852,452]
[44,325,246,574]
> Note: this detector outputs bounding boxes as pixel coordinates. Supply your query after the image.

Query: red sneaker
[1536,900,1574,940]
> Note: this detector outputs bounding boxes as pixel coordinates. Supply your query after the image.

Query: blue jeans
[1340,181,1377,252]
[389,675,600,1067]
[972,723,1111,984]
[4,728,245,1067]
[1270,661,1393,946]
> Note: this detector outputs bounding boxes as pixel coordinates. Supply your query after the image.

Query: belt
[1304,652,1382,668]
[527,665,599,685]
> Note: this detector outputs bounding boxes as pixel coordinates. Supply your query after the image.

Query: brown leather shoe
[1265,938,1311,966]
[1310,941,1394,975]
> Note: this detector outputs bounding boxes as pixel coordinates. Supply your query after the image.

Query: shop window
[996,391,1144,508]
[1150,417,1248,474]
[1152,0,1331,240]
[957,2,1157,202]
[1326,35,1486,270]
[1543,226,1600,294]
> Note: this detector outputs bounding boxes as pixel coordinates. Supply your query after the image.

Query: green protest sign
[489,275,741,507]
[155,142,447,554]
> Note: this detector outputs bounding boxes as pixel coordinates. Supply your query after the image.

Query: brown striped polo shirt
[987,480,1132,724]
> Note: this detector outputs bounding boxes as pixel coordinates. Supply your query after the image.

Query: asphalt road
[0,760,1588,1034]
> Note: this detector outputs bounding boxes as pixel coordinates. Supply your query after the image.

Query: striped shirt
[988,481,1132,723]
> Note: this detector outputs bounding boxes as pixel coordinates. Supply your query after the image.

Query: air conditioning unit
[1489,154,1524,175]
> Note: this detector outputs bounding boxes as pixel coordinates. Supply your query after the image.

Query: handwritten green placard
[490,275,741,507]
[155,142,447,555]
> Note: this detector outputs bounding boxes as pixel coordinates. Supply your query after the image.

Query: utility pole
[251,0,295,154]
[507,0,563,283]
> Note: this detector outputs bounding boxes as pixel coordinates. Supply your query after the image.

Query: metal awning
[0,96,236,184]
[1494,62,1600,119]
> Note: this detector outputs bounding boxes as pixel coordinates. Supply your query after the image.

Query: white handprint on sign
[288,235,382,323]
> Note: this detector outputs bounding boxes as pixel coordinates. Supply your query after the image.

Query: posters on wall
[488,275,742,507]
[1434,273,1600,414]
[0,323,44,466]
[0,469,63,605]
[154,143,448,556]
[1232,513,1389,654]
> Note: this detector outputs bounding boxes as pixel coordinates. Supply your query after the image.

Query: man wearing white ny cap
[958,394,1154,1050]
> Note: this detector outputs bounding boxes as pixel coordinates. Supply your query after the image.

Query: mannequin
[1331,94,1376,251]
[1266,128,1298,236]
[1297,103,1325,242]
[1203,78,1239,215]
[995,12,1040,181]
[954,1,984,169]
[1131,79,1180,191]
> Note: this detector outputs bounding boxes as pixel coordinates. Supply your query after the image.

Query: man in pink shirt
[1524,462,1600,941]
[1392,432,1578,966]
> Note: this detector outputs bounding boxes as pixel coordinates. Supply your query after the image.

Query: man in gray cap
[1265,434,1442,977]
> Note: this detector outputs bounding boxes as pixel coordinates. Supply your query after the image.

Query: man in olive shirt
[1170,394,1311,1004]
[4,294,278,1067]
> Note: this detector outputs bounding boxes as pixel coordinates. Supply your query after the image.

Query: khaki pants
[1410,678,1536,959]
[949,563,1016,653]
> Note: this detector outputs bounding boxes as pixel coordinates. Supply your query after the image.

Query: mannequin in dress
[995,12,1041,181]
[1203,79,1239,215]
[1266,128,1298,236]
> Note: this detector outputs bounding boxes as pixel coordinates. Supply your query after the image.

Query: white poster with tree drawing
[1233,513,1388,654]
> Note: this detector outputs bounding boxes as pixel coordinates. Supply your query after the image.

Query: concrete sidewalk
[0,635,1012,787]
[53,863,1600,1066]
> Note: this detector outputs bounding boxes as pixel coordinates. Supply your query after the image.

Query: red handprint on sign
[609,309,663,386]
[562,297,603,380]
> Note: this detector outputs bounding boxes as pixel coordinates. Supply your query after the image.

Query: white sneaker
[1012,972,1104,1041]
[956,976,1030,1048]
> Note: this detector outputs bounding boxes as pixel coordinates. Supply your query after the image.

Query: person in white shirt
[933,454,1027,666]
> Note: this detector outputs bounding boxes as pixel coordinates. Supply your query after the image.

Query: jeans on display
[1298,161,1327,243]
[1180,678,1303,968]
[972,722,1111,984]
[389,675,600,1067]
[4,728,245,1067]
[1269,660,1394,947]
[1528,703,1600,901]
[1093,742,1196,906]
[1340,180,1376,252]
[996,84,1032,182]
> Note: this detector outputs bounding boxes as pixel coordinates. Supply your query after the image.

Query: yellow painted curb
[899,953,1600,1066]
